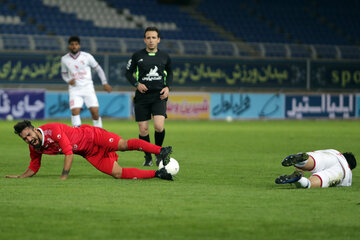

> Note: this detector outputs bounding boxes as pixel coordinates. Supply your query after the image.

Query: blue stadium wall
[0,53,359,120]
[1,53,360,90]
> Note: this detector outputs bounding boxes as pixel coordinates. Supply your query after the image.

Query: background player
[5,120,173,181]
[61,36,112,128]
[275,149,356,188]
[125,27,173,166]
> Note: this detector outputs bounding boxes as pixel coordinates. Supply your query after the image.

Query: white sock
[296,177,311,188]
[294,159,308,168]
[93,117,102,128]
[71,115,81,127]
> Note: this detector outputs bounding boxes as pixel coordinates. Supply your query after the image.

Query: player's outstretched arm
[60,154,73,180]
[5,168,36,178]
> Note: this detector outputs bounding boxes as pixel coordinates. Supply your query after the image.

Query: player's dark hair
[14,120,34,135]
[144,26,160,38]
[68,36,80,44]
[342,152,357,170]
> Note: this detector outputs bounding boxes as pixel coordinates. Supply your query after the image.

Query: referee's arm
[125,56,139,87]
[164,57,173,90]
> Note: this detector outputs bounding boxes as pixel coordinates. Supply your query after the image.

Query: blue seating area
[2,35,30,50]
[263,44,287,58]
[33,36,61,51]
[288,45,312,58]
[246,0,349,45]
[94,38,122,53]
[198,0,289,44]
[315,0,360,45]
[160,40,182,55]
[182,41,208,55]
[338,46,360,59]
[0,0,359,59]
[210,42,236,57]
[313,45,337,59]
[197,0,355,46]
[123,39,145,53]
[103,0,224,41]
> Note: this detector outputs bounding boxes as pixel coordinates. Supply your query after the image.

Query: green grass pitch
[0,119,359,240]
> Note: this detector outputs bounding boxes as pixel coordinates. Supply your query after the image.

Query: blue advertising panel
[285,94,356,119]
[311,61,360,89]
[0,89,45,119]
[210,93,284,119]
[357,95,360,117]
[45,92,131,118]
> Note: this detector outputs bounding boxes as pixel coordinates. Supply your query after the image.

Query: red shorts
[82,126,122,175]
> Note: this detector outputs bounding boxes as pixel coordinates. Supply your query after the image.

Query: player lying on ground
[275,149,356,188]
[5,120,174,180]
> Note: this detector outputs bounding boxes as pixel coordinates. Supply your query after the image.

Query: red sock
[127,139,161,154]
[121,168,156,179]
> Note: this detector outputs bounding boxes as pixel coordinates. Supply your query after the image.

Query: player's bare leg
[138,121,152,166]
[111,161,123,179]
[296,156,315,171]
[153,115,165,132]
[89,107,102,128]
[138,121,149,136]
[308,175,322,187]
[117,138,129,151]
[71,108,82,127]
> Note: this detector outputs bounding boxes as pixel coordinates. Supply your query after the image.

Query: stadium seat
[2,35,31,50]
[33,36,61,51]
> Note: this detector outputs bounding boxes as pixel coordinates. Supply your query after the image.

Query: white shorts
[312,164,344,187]
[69,87,99,109]
[308,150,351,187]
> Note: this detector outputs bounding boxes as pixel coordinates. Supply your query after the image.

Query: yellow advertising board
[167,93,210,119]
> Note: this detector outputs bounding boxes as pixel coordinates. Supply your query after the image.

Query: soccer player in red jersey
[5,120,173,180]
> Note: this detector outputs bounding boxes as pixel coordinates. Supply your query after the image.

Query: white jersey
[307,149,352,187]
[61,51,98,91]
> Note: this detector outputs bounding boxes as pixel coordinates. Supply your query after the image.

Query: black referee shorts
[133,91,167,122]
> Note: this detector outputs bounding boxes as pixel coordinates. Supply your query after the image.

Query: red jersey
[28,123,120,173]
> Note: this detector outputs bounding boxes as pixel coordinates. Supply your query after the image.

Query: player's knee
[111,162,123,179]
[139,126,149,135]
[91,112,99,120]
[112,173,122,179]
[71,108,81,115]
[154,125,164,132]
[118,139,128,151]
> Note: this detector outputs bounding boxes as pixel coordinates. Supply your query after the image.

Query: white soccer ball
[225,116,233,122]
[6,114,14,121]
[159,157,180,176]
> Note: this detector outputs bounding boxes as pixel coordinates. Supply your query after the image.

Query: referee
[125,26,173,166]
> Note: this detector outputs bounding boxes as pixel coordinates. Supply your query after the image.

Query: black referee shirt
[125,48,173,92]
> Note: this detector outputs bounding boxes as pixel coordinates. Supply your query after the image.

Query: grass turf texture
[1,119,359,240]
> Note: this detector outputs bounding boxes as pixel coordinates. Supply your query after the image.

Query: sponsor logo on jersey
[143,66,162,81]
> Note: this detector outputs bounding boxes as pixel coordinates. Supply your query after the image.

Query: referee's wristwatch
[134,82,139,87]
